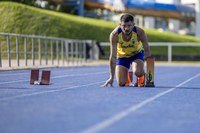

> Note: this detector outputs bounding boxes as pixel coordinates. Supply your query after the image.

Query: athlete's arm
[137,27,151,59]
[103,28,118,87]
[109,31,118,80]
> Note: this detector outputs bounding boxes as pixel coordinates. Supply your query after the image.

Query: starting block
[30,69,39,84]
[40,70,51,85]
[30,69,51,85]
[145,57,155,87]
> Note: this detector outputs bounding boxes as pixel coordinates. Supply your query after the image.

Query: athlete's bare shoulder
[135,26,145,35]
[110,26,119,42]
[111,26,120,35]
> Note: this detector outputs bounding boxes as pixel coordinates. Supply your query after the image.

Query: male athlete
[103,13,151,87]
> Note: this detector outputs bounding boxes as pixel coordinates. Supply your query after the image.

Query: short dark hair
[120,13,134,23]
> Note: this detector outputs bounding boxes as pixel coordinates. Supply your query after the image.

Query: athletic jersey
[117,26,144,58]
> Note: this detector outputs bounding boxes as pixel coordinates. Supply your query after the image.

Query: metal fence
[101,42,200,62]
[148,42,200,62]
[0,33,99,68]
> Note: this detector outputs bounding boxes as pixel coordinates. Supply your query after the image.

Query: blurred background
[9,0,199,37]
[0,0,200,69]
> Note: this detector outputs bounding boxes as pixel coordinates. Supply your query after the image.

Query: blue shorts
[116,51,144,69]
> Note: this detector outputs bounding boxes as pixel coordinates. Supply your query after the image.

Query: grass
[0,2,114,41]
[0,1,200,58]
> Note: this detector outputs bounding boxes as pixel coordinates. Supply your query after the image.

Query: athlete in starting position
[103,13,152,87]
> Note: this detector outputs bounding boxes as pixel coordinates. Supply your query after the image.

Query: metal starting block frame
[145,57,155,87]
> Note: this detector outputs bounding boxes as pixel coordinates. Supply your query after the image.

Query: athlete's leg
[131,51,145,87]
[131,51,145,77]
[132,59,145,77]
[132,59,145,87]
[116,65,129,86]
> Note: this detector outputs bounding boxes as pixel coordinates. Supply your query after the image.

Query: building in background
[35,0,200,37]
[84,0,199,37]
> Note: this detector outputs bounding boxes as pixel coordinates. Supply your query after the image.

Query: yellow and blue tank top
[117,26,144,58]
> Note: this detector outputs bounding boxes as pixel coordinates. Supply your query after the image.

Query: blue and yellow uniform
[116,26,144,68]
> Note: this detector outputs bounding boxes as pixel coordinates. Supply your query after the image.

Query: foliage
[0,2,200,57]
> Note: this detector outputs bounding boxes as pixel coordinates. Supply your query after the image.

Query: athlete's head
[120,13,135,35]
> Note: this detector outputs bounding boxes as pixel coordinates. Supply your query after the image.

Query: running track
[0,65,200,133]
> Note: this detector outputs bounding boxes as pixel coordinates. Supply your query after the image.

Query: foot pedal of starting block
[145,57,155,87]
[30,69,39,85]
[40,70,51,85]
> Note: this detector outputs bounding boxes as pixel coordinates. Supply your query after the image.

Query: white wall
[181,0,197,4]
[144,17,155,29]
[151,0,181,4]
[135,15,144,28]
[168,19,180,32]
[154,0,174,4]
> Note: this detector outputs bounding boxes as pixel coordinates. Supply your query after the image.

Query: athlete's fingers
[108,81,112,85]
[102,81,113,87]
[102,81,109,87]
[108,82,113,87]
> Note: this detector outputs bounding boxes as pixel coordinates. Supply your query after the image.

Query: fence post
[24,37,27,66]
[93,40,99,60]
[32,38,35,66]
[7,35,11,67]
[78,41,82,64]
[56,40,59,65]
[83,41,86,61]
[0,40,2,67]
[168,43,172,62]
[61,40,64,65]
[51,40,54,65]
[75,41,78,64]
[70,41,74,64]
[65,40,69,64]
[16,36,20,66]
[45,39,48,65]
[38,38,42,65]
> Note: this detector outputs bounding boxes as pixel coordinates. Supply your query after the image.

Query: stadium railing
[0,33,99,69]
[101,42,200,62]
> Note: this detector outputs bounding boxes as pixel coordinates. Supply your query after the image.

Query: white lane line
[0,72,28,76]
[0,67,105,77]
[0,81,104,101]
[52,72,107,79]
[0,79,28,85]
[0,71,107,85]
[80,73,200,133]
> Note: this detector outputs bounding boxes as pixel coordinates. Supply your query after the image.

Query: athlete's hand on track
[102,78,114,87]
